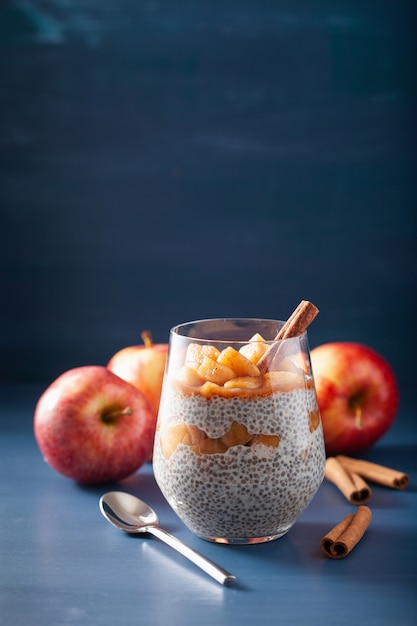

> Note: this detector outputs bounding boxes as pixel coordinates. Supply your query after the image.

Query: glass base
[199,530,289,545]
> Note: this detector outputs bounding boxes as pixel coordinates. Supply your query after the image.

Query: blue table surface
[1,383,416,626]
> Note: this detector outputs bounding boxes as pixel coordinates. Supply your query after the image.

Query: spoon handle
[146,526,236,586]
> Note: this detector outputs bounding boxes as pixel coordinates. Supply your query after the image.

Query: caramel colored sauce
[172,372,315,399]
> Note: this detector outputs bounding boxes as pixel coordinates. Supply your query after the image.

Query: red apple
[107,330,168,420]
[310,342,399,456]
[34,366,155,484]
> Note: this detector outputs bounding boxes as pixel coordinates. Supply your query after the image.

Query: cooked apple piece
[176,365,204,387]
[291,351,309,372]
[239,333,269,364]
[309,410,320,432]
[217,346,261,377]
[221,420,252,447]
[278,356,306,377]
[160,423,206,458]
[191,437,228,455]
[223,376,263,389]
[185,343,220,369]
[197,355,235,385]
[250,434,280,447]
[264,370,305,392]
[199,381,225,399]
[278,352,308,375]
[185,424,207,444]
[160,423,186,459]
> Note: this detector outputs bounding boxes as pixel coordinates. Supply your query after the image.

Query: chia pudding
[153,319,326,544]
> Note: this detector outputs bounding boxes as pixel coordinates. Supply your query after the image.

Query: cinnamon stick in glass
[325,457,371,504]
[336,456,409,490]
[257,300,319,375]
[320,505,372,559]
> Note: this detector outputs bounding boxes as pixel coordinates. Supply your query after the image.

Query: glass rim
[170,317,308,344]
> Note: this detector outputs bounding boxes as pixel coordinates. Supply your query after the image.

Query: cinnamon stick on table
[320,505,372,559]
[257,300,319,375]
[336,456,409,491]
[325,457,372,505]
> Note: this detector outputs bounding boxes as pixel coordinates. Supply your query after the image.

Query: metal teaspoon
[99,491,236,586]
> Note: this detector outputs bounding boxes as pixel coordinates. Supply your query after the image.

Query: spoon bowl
[99,491,235,586]
[100,491,159,531]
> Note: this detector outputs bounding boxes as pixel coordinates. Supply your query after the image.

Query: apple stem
[354,405,364,430]
[141,330,153,348]
[102,406,133,423]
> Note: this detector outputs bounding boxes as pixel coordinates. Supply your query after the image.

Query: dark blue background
[1,1,416,401]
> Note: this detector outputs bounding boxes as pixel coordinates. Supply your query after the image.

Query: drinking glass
[153,318,325,544]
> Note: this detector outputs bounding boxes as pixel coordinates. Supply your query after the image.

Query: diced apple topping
[199,381,225,399]
[239,333,269,364]
[278,353,308,375]
[217,346,261,377]
[185,343,220,369]
[197,355,235,385]
[176,365,205,387]
[223,376,263,389]
[173,332,308,398]
[264,370,305,392]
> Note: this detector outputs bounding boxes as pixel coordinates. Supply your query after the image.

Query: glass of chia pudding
[153,317,325,544]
